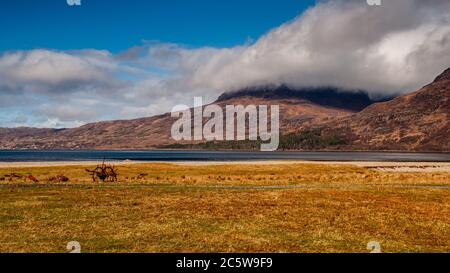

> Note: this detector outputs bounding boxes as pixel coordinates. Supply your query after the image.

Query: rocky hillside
[0,88,379,150]
[320,68,450,151]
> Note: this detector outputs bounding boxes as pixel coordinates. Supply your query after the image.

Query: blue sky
[0,0,449,128]
[0,0,315,52]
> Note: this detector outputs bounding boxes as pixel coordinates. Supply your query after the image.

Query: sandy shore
[0,160,449,172]
[0,161,137,168]
[178,161,450,172]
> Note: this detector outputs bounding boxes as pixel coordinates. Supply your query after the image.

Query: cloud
[1,0,450,128]
[37,104,98,123]
[0,50,120,93]
[168,0,450,96]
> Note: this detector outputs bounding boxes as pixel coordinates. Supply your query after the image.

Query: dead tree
[85,161,118,183]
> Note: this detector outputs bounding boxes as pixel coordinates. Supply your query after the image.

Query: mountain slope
[0,88,376,150]
[320,68,450,151]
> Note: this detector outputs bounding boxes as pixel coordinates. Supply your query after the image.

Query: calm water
[0,150,449,162]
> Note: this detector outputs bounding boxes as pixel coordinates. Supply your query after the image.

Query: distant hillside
[0,87,378,150]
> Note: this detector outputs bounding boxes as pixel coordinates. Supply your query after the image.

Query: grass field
[0,162,449,253]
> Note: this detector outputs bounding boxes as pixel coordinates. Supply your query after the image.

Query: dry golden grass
[0,163,449,253]
[0,162,448,186]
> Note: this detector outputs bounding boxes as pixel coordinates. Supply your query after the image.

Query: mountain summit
[433,67,450,83]
[217,86,388,112]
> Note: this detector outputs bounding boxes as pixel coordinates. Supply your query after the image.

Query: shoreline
[0,160,449,172]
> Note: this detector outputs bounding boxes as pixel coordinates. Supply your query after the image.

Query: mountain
[217,86,388,112]
[319,68,450,151]
[0,68,448,152]
[0,87,381,150]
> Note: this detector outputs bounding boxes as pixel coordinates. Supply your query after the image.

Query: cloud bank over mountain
[1,0,450,127]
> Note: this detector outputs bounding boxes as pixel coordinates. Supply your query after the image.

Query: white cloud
[0,50,115,89]
[167,0,450,95]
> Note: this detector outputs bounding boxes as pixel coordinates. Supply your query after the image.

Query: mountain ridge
[318,68,450,151]
[0,68,449,151]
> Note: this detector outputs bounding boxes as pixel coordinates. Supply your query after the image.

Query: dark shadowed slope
[217,86,390,112]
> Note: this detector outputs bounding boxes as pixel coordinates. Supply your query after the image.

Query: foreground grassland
[0,163,449,252]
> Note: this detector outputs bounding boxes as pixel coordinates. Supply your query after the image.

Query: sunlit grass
[0,163,449,253]
[0,163,448,186]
